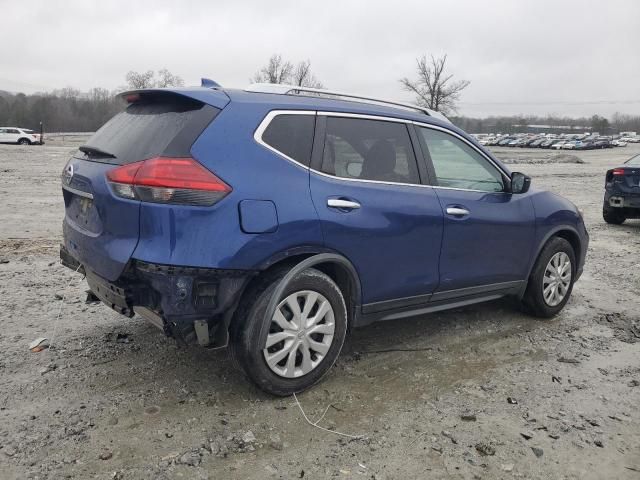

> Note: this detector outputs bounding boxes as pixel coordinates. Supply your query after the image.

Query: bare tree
[53,87,81,99]
[125,70,156,89]
[292,60,323,88]
[400,54,470,114]
[125,69,184,89]
[252,55,325,88]
[88,87,111,103]
[156,68,185,88]
[252,55,294,84]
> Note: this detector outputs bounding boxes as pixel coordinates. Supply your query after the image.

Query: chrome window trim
[253,110,317,170]
[309,165,432,189]
[254,109,510,193]
[318,111,410,124]
[62,183,94,200]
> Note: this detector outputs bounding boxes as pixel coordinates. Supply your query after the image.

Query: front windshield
[626,154,640,165]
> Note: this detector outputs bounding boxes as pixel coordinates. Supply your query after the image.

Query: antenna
[201,78,221,88]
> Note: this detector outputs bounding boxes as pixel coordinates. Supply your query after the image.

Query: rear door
[6,128,20,143]
[415,125,535,293]
[62,92,221,281]
[309,114,443,309]
[0,128,7,142]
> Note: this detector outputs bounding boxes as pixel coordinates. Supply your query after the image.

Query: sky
[1,0,639,118]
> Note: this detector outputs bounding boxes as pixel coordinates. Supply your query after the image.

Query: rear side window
[79,95,219,165]
[261,114,315,166]
[321,117,420,184]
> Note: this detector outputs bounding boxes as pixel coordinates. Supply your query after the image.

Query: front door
[415,125,536,292]
[5,129,20,143]
[309,115,443,307]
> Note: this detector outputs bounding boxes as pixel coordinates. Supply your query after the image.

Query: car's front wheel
[18,138,31,145]
[230,267,347,396]
[522,237,576,318]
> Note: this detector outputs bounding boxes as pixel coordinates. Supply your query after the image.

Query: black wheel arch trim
[521,225,583,297]
[260,253,362,346]
[257,245,337,270]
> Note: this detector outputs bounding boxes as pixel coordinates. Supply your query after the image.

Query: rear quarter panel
[132,102,324,269]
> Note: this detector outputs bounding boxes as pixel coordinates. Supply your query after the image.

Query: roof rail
[244,83,450,123]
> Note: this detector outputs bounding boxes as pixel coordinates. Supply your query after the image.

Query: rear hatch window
[75,93,220,164]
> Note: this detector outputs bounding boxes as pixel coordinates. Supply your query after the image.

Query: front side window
[261,114,315,166]
[320,117,420,184]
[418,127,505,192]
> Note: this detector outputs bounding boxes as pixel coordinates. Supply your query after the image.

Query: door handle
[327,199,361,210]
[446,206,470,216]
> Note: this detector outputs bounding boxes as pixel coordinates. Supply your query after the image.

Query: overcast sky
[1,0,639,118]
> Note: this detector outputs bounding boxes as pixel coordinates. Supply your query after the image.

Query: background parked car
[575,141,595,150]
[593,139,612,149]
[0,127,43,145]
[603,153,640,224]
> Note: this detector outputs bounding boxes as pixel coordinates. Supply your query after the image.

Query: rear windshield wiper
[79,145,116,158]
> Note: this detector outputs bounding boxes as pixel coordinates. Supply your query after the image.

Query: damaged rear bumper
[60,245,255,346]
[604,190,640,216]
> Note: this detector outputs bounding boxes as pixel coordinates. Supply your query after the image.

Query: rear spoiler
[117,87,230,111]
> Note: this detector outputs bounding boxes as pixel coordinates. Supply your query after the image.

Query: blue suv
[61,83,589,395]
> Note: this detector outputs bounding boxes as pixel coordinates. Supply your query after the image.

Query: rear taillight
[106,157,231,206]
[612,168,626,176]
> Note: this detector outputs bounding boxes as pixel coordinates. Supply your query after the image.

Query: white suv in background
[0,127,43,145]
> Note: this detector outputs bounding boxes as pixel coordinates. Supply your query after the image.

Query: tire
[229,267,347,396]
[603,202,625,225]
[18,138,31,145]
[522,237,576,318]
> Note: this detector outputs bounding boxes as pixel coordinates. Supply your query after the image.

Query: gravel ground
[0,142,639,479]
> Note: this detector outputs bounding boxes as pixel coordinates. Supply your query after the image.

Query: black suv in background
[603,153,640,224]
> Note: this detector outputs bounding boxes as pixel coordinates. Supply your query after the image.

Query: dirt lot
[0,140,639,479]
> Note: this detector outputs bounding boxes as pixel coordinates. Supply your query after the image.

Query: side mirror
[510,172,531,194]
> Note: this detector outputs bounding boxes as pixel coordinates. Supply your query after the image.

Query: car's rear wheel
[229,267,347,396]
[603,202,625,224]
[522,237,576,318]
[18,138,31,145]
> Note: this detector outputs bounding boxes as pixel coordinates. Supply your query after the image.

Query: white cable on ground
[292,392,365,440]
[312,403,333,425]
[49,264,82,350]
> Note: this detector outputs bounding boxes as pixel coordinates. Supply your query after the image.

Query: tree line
[1,57,639,134]
[450,113,640,135]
